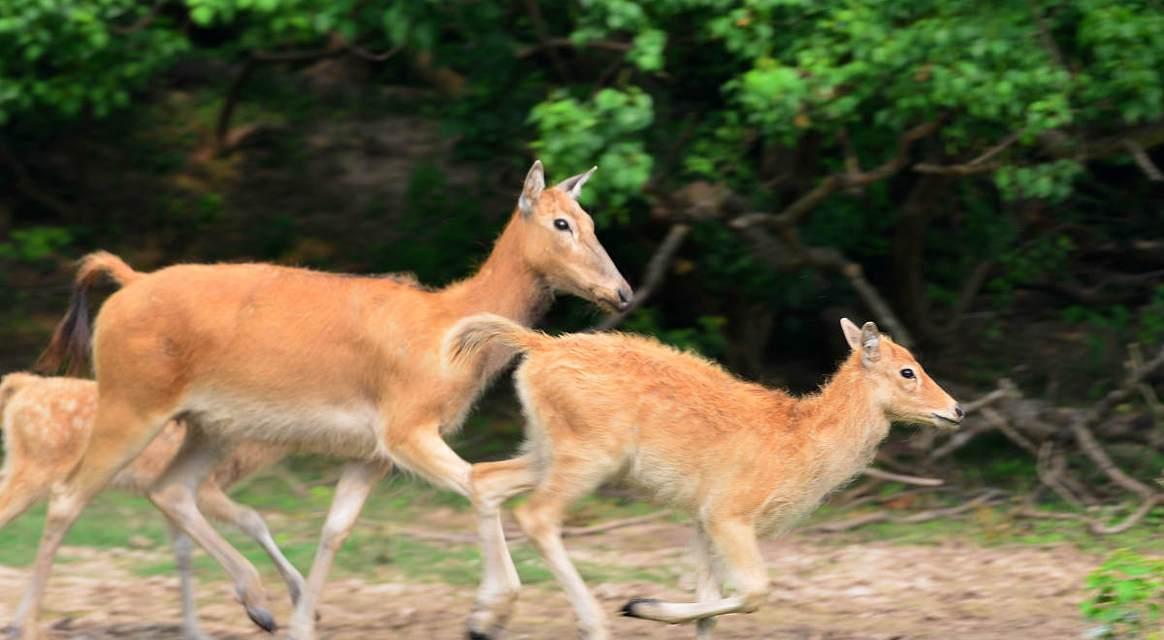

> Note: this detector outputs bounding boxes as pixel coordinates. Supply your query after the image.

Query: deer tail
[35,251,143,376]
[441,313,548,370]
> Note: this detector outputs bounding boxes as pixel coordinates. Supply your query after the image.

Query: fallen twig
[861,467,944,486]
[808,490,1003,533]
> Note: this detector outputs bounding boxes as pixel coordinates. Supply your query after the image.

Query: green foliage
[4,0,1164,397]
[1138,288,1164,345]
[1082,549,1164,639]
[0,0,187,123]
[994,160,1084,202]
[0,226,72,262]
[529,88,654,222]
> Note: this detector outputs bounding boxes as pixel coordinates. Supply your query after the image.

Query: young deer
[0,373,298,640]
[446,315,964,640]
[23,161,630,640]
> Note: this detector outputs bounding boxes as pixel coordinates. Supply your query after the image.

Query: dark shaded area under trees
[1,0,1163,537]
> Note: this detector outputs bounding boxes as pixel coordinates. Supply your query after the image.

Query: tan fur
[23,162,630,640]
[0,373,282,510]
[0,373,292,638]
[457,315,962,639]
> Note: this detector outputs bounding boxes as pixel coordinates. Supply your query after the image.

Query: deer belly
[183,393,385,458]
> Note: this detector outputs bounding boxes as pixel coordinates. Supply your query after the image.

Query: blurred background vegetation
[1,0,1163,632]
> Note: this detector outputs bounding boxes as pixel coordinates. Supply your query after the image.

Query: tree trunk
[890,175,949,344]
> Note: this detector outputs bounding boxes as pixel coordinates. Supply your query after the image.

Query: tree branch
[732,225,916,347]
[1070,344,1164,500]
[517,37,633,58]
[916,121,1164,176]
[521,0,571,81]
[861,467,944,486]
[593,224,690,331]
[110,1,164,35]
[1123,139,1164,181]
[808,490,1003,533]
[733,119,944,230]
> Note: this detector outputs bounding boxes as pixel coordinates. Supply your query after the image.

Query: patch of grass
[806,493,1164,556]
[0,492,171,567]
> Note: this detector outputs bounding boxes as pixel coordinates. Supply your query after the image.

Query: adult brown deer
[0,373,297,640]
[19,161,631,640]
[447,315,963,640]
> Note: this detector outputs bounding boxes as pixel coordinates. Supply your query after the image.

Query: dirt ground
[0,517,1096,640]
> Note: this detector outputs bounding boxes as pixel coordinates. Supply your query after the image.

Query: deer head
[513,161,633,312]
[840,318,964,430]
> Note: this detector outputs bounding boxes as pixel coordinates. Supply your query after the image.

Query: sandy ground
[0,517,1097,640]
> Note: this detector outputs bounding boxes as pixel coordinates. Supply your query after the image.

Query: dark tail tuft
[34,252,142,377]
[34,280,92,377]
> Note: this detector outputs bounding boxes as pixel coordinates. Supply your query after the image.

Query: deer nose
[954,404,965,420]
[617,285,633,309]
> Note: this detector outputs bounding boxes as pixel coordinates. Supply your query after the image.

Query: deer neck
[795,357,891,478]
[443,214,551,328]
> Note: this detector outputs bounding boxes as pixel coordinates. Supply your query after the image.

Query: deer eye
[900,368,915,379]
[553,218,570,232]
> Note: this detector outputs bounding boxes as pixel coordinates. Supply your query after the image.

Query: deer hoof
[245,605,277,633]
[620,597,660,619]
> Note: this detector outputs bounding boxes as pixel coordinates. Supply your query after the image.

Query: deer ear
[555,166,597,200]
[519,160,545,217]
[840,318,863,351]
[860,321,881,362]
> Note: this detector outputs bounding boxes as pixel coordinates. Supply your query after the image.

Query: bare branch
[110,2,164,35]
[808,490,1003,533]
[929,421,991,460]
[522,0,571,80]
[593,224,691,331]
[982,407,1039,456]
[914,131,1020,176]
[942,260,994,333]
[348,43,402,62]
[517,37,633,58]
[733,119,944,230]
[1090,495,1162,535]
[963,379,1019,413]
[1070,343,1164,500]
[731,225,916,347]
[1036,442,1088,510]
[1027,0,1070,75]
[913,160,1003,176]
[215,58,259,153]
[1123,139,1164,181]
[861,467,944,487]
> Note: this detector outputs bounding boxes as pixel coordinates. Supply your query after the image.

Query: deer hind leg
[466,455,539,639]
[146,426,275,633]
[513,455,611,640]
[6,402,170,640]
[197,482,307,608]
[390,427,532,640]
[0,469,51,639]
[693,523,725,640]
[0,463,51,531]
[167,525,213,640]
[621,517,766,627]
[287,458,390,640]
